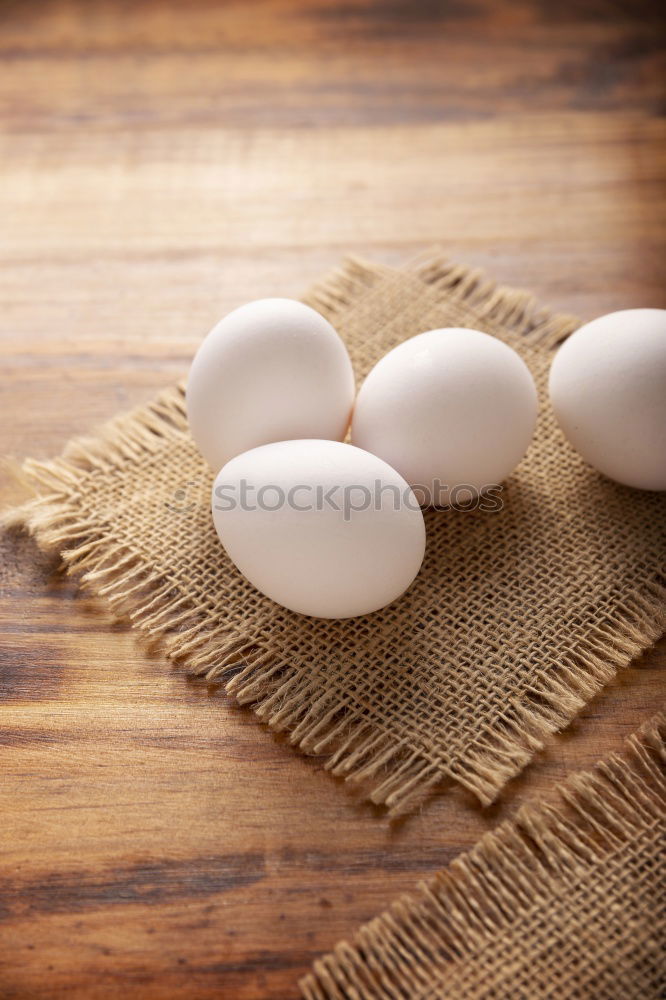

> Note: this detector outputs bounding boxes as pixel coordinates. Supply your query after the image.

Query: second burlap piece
[8,252,666,814]
[301,716,666,1000]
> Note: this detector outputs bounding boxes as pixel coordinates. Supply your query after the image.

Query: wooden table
[1,2,664,997]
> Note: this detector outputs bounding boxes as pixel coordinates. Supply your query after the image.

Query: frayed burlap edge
[300,714,666,999]
[4,252,666,814]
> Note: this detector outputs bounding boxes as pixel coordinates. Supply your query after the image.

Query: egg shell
[549,308,666,490]
[351,327,538,506]
[211,439,426,619]
[187,298,355,472]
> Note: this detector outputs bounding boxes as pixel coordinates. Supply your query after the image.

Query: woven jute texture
[5,252,666,814]
[301,714,666,1000]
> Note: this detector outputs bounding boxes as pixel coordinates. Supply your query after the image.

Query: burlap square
[6,252,666,814]
[301,714,666,1000]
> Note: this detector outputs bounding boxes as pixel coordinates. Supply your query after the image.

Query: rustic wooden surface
[1,1,665,997]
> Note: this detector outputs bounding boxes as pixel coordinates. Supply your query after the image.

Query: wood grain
[1,1,665,997]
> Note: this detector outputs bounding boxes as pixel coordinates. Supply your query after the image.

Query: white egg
[187,298,355,471]
[549,309,666,490]
[211,440,426,619]
[351,328,538,507]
